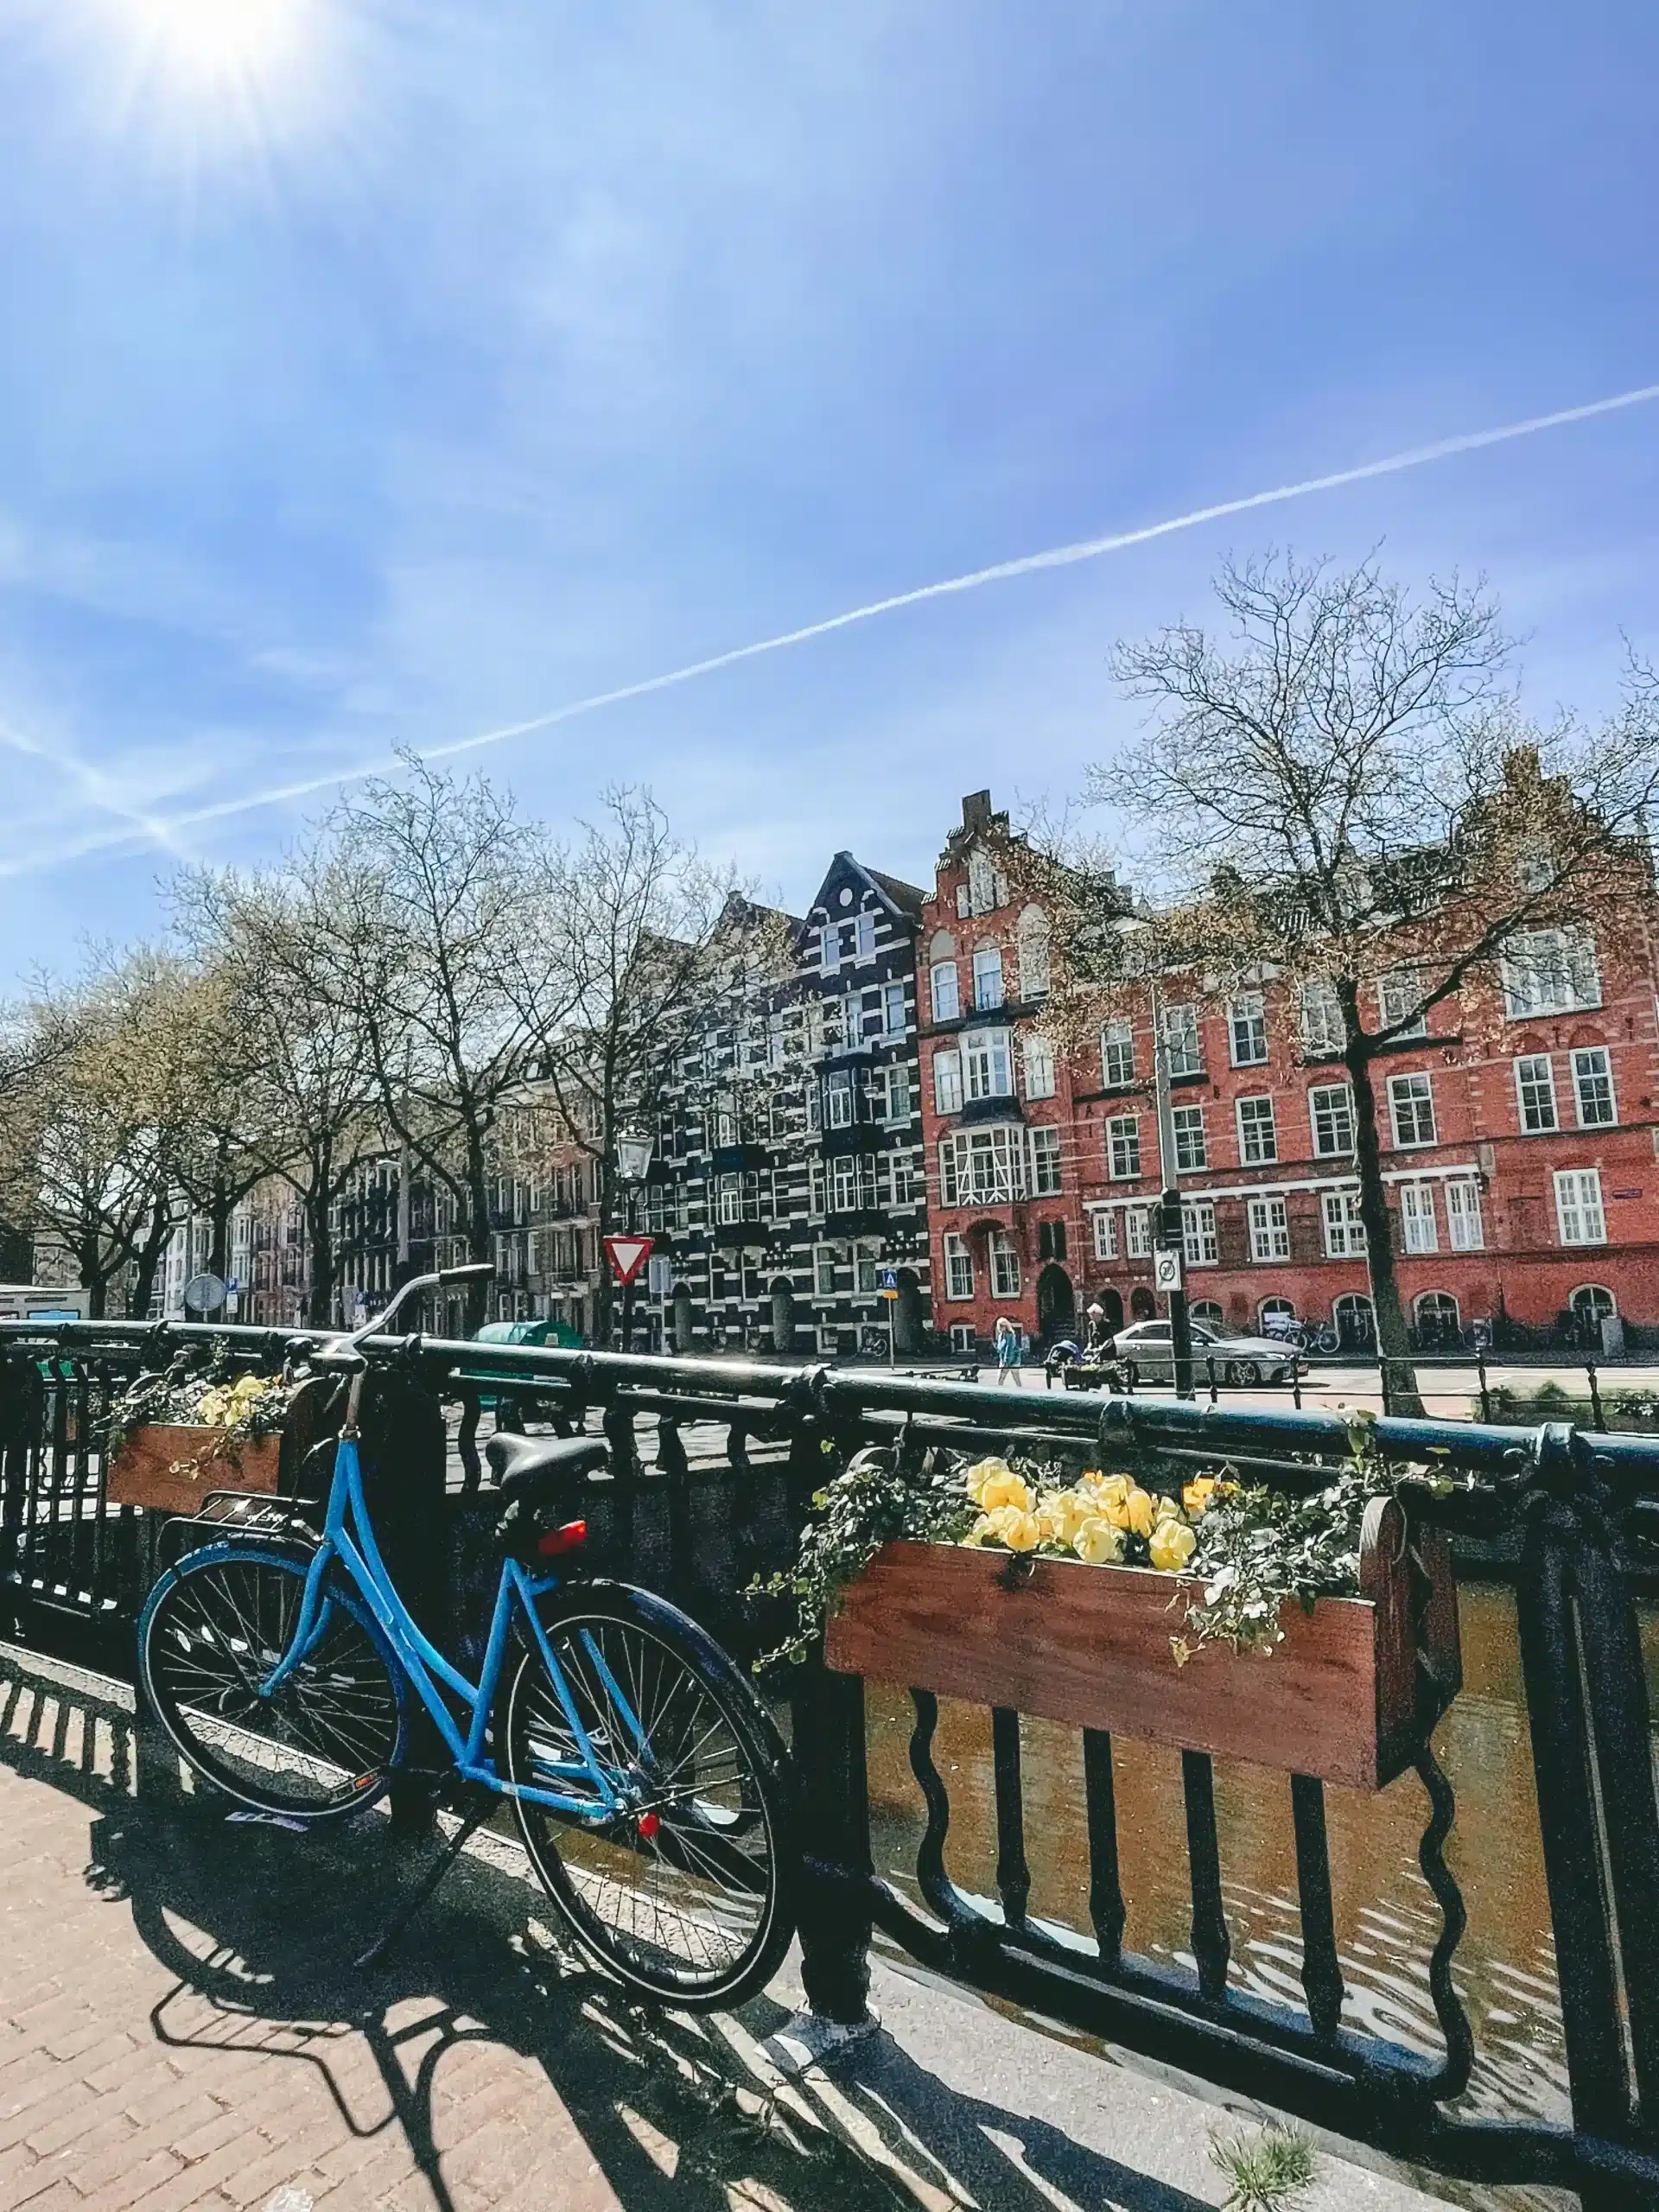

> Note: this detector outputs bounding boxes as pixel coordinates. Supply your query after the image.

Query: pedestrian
[994,1314,1021,1386]
[1084,1300,1109,1357]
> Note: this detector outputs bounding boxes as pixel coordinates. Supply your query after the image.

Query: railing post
[792,1662,874,2027]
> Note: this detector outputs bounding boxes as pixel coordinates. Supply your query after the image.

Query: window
[855,1247,880,1294]
[1236,1094,1278,1165]
[1248,1195,1291,1262]
[1229,993,1268,1066]
[1389,1072,1437,1148]
[1416,1291,1460,1340]
[1446,1180,1484,1251]
[1502,929,1600,1019]
[883,982,906,1036]
[988,1231,1020,1300]
[1161,1003,1203,1077]
[965,853,1007,915]
[1300,979,1344,1055]
[818,925,840,975]
[1092,1211,1118,1260]
[716,1173,741,1224]
[1023,1035,1056,1098]
[1107,1115,1141,1180]
[1182,1200,1217,1266]
[968,946,1003,1013]
[1017,913,1051,1000]
[1039,1219,1068,1262]
[1028,1125,1063,1196]
[1379,968,1427,1038]
[933,1050,963,1115]
[1400,1182,1439,1255]
[825,1068,856,1128]
[879,1064,913,1124]
[1322,1191,1367,1257]
[1572,1047,1616,1128]
[890,1152,918,1207]
[964,1027,1013,1101]
[1100,1019,1135,1088]
[1171,1104,1207,1173]
[1259,1295,1295,1330]
[1191,1300,1224,1328]
[1125,1207,1151,1258]
[944,1233,974,1300]
[941,1126,1029,1205]
[1571,1285,1617,1332]
[1310,1084,1355,1156]
[930,961,960,1022]
[938,1140,961,1207]
[1554,1168,1606,1246]
[814,1246,838,1297]
[1515,1054,1558,1133]
[831,1156,859,1213]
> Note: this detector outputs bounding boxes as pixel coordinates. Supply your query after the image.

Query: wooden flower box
[824,1497,1460,1790]
[106,1378,334,1518]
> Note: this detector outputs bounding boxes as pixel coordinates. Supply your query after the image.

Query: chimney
[961,790,993,834]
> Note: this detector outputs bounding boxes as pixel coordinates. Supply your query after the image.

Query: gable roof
[795,851,925,947]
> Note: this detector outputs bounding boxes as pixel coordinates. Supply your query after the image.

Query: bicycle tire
[502,1580,796,2011]
[138,1542,408,1822]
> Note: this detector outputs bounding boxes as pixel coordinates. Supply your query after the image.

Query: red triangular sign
[604,1235,654,1285]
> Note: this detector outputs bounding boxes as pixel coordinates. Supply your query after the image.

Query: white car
[1109,1319,1299,1386]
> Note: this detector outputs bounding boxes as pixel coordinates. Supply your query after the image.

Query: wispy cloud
[4,378,1656,883]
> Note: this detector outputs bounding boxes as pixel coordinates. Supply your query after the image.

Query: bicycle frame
[260,1428,644,1821]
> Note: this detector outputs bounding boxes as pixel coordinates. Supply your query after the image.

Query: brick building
[921,790,1659,1356]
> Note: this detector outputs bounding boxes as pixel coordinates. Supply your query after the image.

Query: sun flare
[113,0,317,93]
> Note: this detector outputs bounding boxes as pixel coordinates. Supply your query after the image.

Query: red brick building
[919,791,1659,1356]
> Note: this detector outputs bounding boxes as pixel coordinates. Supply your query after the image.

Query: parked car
[1109,1318,1299,1385]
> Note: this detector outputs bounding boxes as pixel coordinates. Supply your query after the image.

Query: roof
[796,852,925,944]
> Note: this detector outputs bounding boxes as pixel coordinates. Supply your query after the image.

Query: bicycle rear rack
[162,1490,321,1563]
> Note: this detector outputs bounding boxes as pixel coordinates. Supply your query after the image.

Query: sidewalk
[0,1641,1495,2212]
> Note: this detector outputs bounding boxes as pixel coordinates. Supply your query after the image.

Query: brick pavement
[0,1645,895,2212]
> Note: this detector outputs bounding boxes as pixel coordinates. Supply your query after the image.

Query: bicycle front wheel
[503,1582,795,2010]
[139,1542,408,1821]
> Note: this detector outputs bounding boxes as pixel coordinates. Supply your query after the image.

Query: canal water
[861,1580,1585,2136]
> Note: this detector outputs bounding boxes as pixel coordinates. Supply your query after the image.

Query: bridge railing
[3,1319,1659,2209]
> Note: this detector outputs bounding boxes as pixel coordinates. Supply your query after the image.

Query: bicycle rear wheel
[503,1581,795,2010]
[139,1543,407,1821]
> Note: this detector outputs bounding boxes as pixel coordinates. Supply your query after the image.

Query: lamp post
[614,1124,655,1353]
[1148,979,1195,1400]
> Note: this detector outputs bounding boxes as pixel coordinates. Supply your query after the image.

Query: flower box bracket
[824,1495,1459,1792]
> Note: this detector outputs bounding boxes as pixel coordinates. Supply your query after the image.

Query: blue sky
[1,1,1656,976]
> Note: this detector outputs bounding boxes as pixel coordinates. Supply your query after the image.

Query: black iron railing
[3,1319,1659,2207]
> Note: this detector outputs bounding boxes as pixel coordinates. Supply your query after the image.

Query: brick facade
[922,791,1659,1355]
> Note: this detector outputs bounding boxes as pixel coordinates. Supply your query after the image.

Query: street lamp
[615,1124,656,1352]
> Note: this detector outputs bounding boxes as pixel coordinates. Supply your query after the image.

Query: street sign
[604,1235,654,1286]
[878,1268,899,1291]
[183,1272,226,1314]
[1153,1248,1184,1294]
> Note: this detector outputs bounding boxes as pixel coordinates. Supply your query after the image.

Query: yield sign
[604,1234,654,1286]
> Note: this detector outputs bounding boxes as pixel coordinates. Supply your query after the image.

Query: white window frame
[1017,918,1051,1001]
[1100,1018,1135,1088]
[1322,1190,1367,1257]
[825,1069,856,1129]
[1515,1054,1558,1134]
[1379,968,1428,1038]
[830,1155,859,1214]
[1107,1114,1141,1181]
[1091,1211,1118,1260]
[971,946,1006,1013]
[1228,993,1268,1067]
[964,1027,1013,1102]
[1171,1103,1207,1173]
[930,961,960,1023]
[1554,1168,1607,1247]
[1022,1034,1056,1099]
[933,1049,963,1116]
[1181,1199,1218,1267]
[1502,929,1601,1020]
[1028,1124,1063,1197]
[1388,1071,1437,1149]
[943,1232,974,1300]
[1161,1002,1203,1077]
[1446,1180,1484,1251]
[1400,1181,1439,1255]
[1247,1194,1291,1262]
[1236,1094,1278,1166]
[813,1245,838,1298]
[1300,979,1345,1056]
[1572,1046,1617,1128]
[988,1230,1021,1300]
[1125,1206,1151,1258]
[1310,1084,1356,1157]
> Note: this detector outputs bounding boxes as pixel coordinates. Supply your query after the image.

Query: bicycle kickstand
[353,1789,493,1974]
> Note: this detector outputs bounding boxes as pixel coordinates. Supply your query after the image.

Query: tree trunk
[593,1152,617,1343]
[129,1197,173,1322]
[80,1229,108,1320]
[305,1186,336,1329]
[208,1155,233,1284]
[465,1135,493,1333]
[1342,1014,1425,1418]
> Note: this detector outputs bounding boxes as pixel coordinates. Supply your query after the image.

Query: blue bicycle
[137,1263,797,2010]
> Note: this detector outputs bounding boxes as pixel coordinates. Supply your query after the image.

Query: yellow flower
[963,1515,995,1547]
[1124,1487,1157,1539]
[963,1456,1014,1504]
[1149,1518,1198,1573]
[1182,1477,1218,1517]
[978,1471,1033,1514]
[1001,1509,1042,1553]
[1083,1471,1131,1505]
[1072,1516,1126,1566]
[1039,1489,1094,1546]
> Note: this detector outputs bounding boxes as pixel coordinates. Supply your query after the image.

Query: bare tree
[172,861,383,1328]
[1059,551,1659,1408]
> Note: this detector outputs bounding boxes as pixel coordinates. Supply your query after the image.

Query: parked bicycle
[137,1262,797,2011]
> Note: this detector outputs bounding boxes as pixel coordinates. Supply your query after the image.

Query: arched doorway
[1333,1293,1376,1351]
[1129,1285,1156,1320]
[1092,1286,1123,1332]
[1036,1263,1075,1344]
[1414,1290,1460,1350]
[894,1268,924,1355]
[671,1282,695,1354]
[1570,1285,1616,1347]
[769,1277,795,1356]
[1190,1300,1224,1328]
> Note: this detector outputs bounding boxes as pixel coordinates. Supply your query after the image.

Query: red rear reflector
[537,1519,588,1557]
[638,1812,659,1840]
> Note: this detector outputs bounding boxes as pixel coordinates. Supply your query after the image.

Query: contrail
[0,714,193,865]
[5,378,1657,880]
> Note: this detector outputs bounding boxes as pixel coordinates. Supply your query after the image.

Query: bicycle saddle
[485,1430,609,1503]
